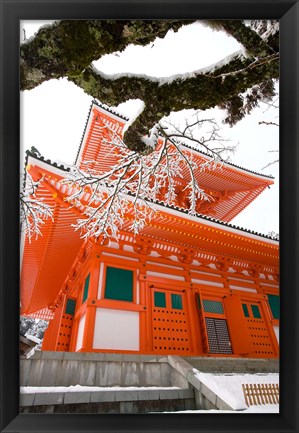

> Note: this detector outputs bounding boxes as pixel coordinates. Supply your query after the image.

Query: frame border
[0,1,298,432]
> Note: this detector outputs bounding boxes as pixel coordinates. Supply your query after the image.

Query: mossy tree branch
[70,52,279,152]
[20,19,193,90]
[20,19,279,154]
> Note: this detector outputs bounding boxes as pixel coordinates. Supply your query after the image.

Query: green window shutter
[154,291,166,308]
[242,303,250,317]
[251,304,261,319]
[267,294,280,320]
[65,299,76,315]
[171,294,183,310]
[105,267,133,302]
[82,273,90,303]
[202,300,224,314]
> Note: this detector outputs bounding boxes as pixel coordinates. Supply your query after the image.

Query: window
[242,303,250,317]
[202,299,224,314]
[154,291,166,308]
[82,273,90,303]
[205,317,232,354]
[267,294,280,320]
[105,267,133,302]
[251,304,261,319]
[65,299,76,315]
[171,294,183,310]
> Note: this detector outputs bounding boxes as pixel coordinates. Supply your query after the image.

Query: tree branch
[20,20,192,90]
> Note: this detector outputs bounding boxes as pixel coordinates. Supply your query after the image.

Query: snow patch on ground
[194,371,279,411]
[162,404,279,413]
[20,385,181,394]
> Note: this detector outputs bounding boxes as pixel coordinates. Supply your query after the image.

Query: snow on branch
[20,172,54,242]
[62,117,234,240]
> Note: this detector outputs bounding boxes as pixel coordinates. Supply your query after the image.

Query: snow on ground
[20,373,279,413]
[194,371,279,411]
[20,385,181,394]
[162,404,279,413]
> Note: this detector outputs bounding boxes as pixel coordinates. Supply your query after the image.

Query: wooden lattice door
[197,295,233,355]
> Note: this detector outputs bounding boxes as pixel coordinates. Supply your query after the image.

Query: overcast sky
[20,21,279,235]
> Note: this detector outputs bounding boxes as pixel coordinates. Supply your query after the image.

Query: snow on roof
[24,334,41,344]
[87,100,274,180]
[25,150,279,243]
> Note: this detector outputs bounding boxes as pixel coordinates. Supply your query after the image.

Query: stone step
[183,357,279,373]
[20,386,195,414]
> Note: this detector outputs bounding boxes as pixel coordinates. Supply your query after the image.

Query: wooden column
[81,252,100,351]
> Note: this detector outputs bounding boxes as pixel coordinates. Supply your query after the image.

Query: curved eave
[20,181,85,316]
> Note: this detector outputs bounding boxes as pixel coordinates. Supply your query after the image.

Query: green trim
[82,273,90,303]
[203,299,224,314]
[154,291,166,308]
[251,304,261,319]
[65,299,76,315]
[242,303,250,317]
[171,294,183,310]
[267,294,280,320]
[105,267,133,302]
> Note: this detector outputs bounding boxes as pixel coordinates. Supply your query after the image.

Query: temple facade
[20,101,279,358]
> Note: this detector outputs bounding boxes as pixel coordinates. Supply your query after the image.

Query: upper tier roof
[74,101,274,223]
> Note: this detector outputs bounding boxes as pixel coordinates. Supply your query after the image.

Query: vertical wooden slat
[242,384,250,407]
[253,384,261,405]
[276,384,280,404]
[242,383,279,406]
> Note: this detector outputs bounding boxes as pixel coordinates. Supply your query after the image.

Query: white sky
[20,21,279,235]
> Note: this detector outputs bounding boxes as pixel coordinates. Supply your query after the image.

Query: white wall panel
[93,308,139,351]
[75,314,86,351]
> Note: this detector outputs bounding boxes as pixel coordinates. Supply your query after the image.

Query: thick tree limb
[21,19,279,154]
[70,52,279,152]
[20,19,192,90]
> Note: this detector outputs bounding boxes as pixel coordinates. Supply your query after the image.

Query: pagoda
[20,101,279,358]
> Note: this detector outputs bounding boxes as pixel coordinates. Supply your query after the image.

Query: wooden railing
[242,383,279,406]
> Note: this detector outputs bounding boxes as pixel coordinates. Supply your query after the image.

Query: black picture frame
[0,1,298,432]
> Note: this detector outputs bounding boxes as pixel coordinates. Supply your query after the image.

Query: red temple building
[20,101,279,358]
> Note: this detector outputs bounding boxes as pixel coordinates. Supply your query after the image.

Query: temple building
[20,101,279,358]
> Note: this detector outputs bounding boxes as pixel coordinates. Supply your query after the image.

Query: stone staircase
[21,386,195,414]
[20,351,279,413]
[20,352,195,413]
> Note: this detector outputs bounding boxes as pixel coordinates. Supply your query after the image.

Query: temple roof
[76,100,274,180]
[24,150,278,242]
[73,101,274,223]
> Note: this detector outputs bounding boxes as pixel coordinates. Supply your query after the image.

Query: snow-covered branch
[20,172,54,242]
[62,118,233,239]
